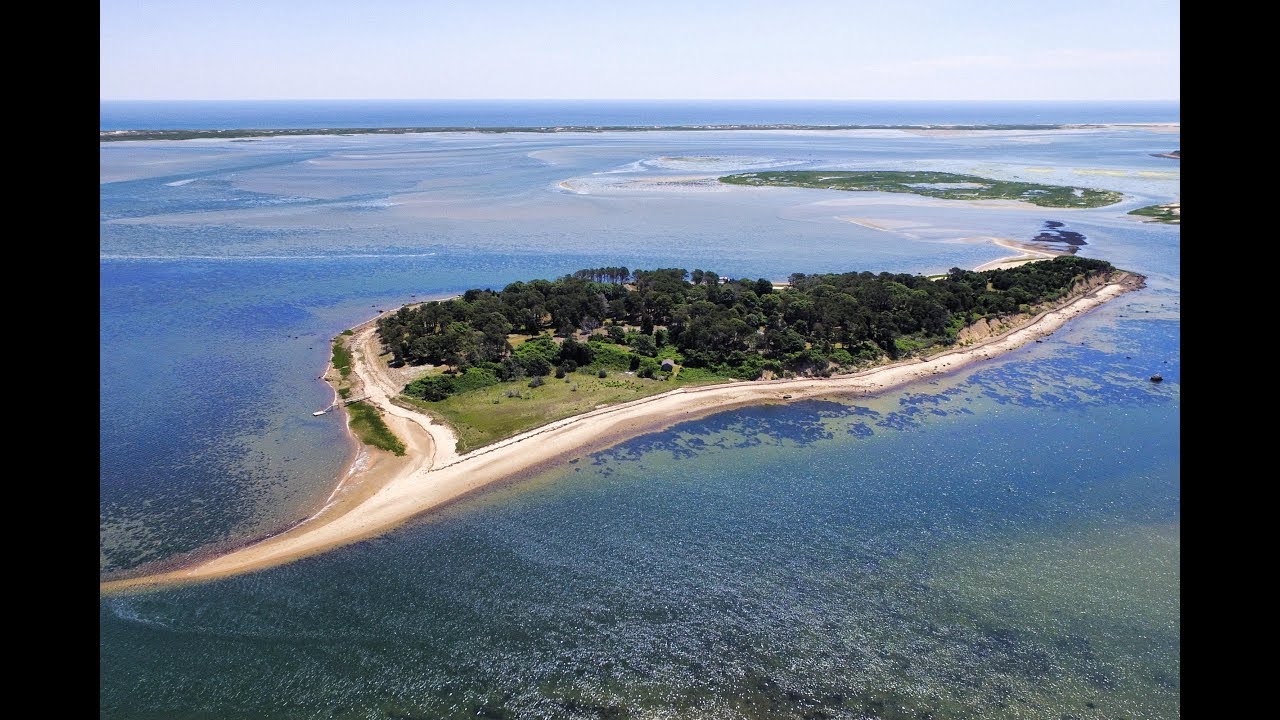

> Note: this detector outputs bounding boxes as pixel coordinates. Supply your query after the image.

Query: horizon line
[101,97,1182,103]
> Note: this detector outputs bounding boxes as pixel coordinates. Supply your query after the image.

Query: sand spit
[973,237,1068,271]
[102,273,1142,595]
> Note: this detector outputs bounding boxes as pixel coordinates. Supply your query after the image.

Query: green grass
[345,401,406,455]
[1127,203,1180,224]
[719,170,1123,208]
[893,334,945,357]
[331,338,353,380]
[400,367,733,454]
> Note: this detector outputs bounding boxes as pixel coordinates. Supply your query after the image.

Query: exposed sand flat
[837,216,933,232]
[1065,123,1181,134]
[973,237,1067,272]
[101,272,1142,595]
[1074,168,1131,177]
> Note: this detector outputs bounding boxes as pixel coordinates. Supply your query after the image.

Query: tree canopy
[379,257,1114,401]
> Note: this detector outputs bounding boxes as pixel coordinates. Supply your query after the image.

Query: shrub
[559,337,595,367]
[454,367,499,393]
[598,369,607,378]
[588,341,634,370]
[521,355,552,377]
[636,356,660,379]
[627,333,657,357]
[529,375,545,388]
[405,374,456,401]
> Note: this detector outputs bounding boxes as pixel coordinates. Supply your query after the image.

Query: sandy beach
[101,271,1143,594]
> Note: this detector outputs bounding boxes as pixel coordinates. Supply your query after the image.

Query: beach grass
[400,367,733,454]
[331,338,353,380]
[719,170,1123,208]
[345,401,406,455]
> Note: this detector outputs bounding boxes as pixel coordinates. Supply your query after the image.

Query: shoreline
[100,123,1085,143]
[972,237,1068,271]
[101,270,1144,595]
[99,122,1180,144]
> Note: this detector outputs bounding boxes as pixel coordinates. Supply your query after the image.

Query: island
[101,256,1144,593]
[1127,201,1180,224]
[719,170,1124,208]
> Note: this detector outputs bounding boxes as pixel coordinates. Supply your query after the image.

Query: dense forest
[377,257,1114,401]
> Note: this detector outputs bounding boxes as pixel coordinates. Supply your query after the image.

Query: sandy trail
[101,273,1141,594]
[350,323,460,469]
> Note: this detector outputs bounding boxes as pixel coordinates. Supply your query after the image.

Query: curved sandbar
[973,238,1068,272]
[101,272,1143,594]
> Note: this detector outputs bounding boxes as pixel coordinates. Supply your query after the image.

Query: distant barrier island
[100,123,1071,142]
[719,170,1124,208]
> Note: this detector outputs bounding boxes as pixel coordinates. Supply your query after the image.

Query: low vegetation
[400,366,731,454]
[345,401,406,455]
[719,170,1123,208]
[1127,202,1180,224]
[331,338,353,379]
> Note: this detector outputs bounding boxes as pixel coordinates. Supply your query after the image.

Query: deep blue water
[100,104,1178,718]
[100,99,1180,130]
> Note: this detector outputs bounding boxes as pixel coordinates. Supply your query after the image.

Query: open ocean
[101,101,1179,719]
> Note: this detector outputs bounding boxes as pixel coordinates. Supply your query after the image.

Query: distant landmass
[719,170,1123,208]
[99,123,1070,142]
[1128,201,1180,224]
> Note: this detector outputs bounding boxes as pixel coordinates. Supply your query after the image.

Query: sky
[100,0,1179,101]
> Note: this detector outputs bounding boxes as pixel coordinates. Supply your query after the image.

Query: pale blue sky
[100,0,1179,100]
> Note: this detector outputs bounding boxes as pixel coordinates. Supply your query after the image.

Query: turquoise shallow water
[101,111,1178,718]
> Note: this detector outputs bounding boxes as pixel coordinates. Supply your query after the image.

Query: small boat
[312,410,327,416]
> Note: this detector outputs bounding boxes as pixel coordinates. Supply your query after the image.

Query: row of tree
[378,256,1114,398]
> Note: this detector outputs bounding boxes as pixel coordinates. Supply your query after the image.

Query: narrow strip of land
[100,124,1072,142]
[100,270,1142,594]
[973,238,1067,271]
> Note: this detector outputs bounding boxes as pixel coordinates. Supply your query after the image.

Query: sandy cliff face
[956,271,1117,345]
[957,313,1031,344]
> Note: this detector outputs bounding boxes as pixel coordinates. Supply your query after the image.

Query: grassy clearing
[720,170,1123,209]
[345,401,406,455]
[400,367,733,454]
[1127,203,1180,224]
